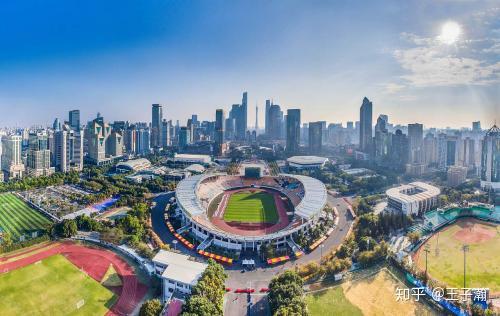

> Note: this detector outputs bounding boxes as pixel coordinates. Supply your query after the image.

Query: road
[150,192,355,316]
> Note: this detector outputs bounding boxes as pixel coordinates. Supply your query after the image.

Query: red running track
[0,241,147,316]
[211,188,290,236]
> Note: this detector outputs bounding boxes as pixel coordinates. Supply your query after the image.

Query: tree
[183,259,227,316]
[2,232,13,248]
[55,219,77,238]
[268,270,308,315]
[182,296,218,316]
[139,299,163,316]
[407,231,421,244]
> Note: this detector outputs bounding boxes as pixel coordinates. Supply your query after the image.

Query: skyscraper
[151,104,163,148]
[27,133,54,177]
[390,129,408,170]
[229,92,248,140]
[69,110,80,131]
[255,105,259,132]
[1,135,25,180]
[308,121,323,153]
[267,103,283,139]
[265,99,271,135]
[178,127,191,149]
[215,109,225,156]
[480,125,499,191]
[374,115,391,160]
[286,109,301,154]
[359,97,373,153]
[408,123,424,163]
[53,124,84,172]
[472,121,481,132]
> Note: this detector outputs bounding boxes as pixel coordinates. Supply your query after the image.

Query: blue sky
[0,0,498,128]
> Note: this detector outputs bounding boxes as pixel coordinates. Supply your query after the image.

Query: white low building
[287,156,328,169]
[152,250,207,302]
[386,182,440,216]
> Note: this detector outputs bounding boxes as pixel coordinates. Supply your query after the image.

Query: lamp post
[462,244,469,290]
[423,244,430,284]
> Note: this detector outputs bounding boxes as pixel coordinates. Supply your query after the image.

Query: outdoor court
[0,193,52,238]
[0,241,148,316]
[306,269,435,316]
[211,188,290,236]
[414,218,500,294]
[222,190,278,224]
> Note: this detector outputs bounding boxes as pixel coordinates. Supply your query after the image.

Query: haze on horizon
[0,0,499,129]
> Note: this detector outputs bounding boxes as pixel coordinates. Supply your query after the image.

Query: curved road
[151,192,355,316]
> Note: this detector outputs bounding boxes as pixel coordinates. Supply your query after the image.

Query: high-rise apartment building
[480,125,499,191]
[286,109,301,154]
[408,123,424,163]
[1,135,25,180]
[359,97,373,153]
[27,133,54,177]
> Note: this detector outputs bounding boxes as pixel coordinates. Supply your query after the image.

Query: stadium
[410,204,500,294]
[175,167,327,252]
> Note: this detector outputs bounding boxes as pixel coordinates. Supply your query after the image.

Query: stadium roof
[287,156,328,166]
[176,174,207,217]
[282,174,327,219]
[386,182,440,203]
[116,158,151,172]
[176,173,327,223]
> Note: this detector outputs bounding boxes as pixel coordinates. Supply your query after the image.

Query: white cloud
[391,8,500,88]
[383,82,406,94]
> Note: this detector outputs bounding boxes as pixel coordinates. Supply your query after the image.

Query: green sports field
[0,193,52,238]
[0,254,116,315]
[223,191,279,223]
[415,218,500,293]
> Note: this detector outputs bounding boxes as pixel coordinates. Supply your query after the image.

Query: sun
[438,21,462,44]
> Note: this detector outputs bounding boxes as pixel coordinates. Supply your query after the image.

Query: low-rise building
[152,250,207,302]
[386,182,440,216]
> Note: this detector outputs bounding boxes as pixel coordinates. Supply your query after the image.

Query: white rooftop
[153,250,207,286]
[287,156,328,165]
[386,182,440,203]
[174,153,211,164]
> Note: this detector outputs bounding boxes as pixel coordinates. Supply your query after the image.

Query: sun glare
[439,21,462,44]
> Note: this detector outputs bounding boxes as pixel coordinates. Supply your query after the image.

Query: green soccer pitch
[0,193,52,238]
[0,254,117,315]
[223,191,279,224]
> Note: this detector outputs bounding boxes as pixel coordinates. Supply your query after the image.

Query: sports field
[415,218,500,293]
[0,193,52,238]
[223,191,278,223]
[0,254,116,315]
[307,269,436,316]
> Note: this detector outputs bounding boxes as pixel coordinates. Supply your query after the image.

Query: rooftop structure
[172,153,212,165]
[152,250,207,302]
[286,156,328,169]
[116,158,152,173]
[386,182,440,216]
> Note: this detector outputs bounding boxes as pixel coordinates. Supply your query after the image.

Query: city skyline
[0,1,498,128]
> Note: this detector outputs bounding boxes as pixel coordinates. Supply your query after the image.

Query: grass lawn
[306,286,362,316]
[0,254,117,315]
[416,219,500,292]
[223,191,278,223]
[0,193,52,238]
